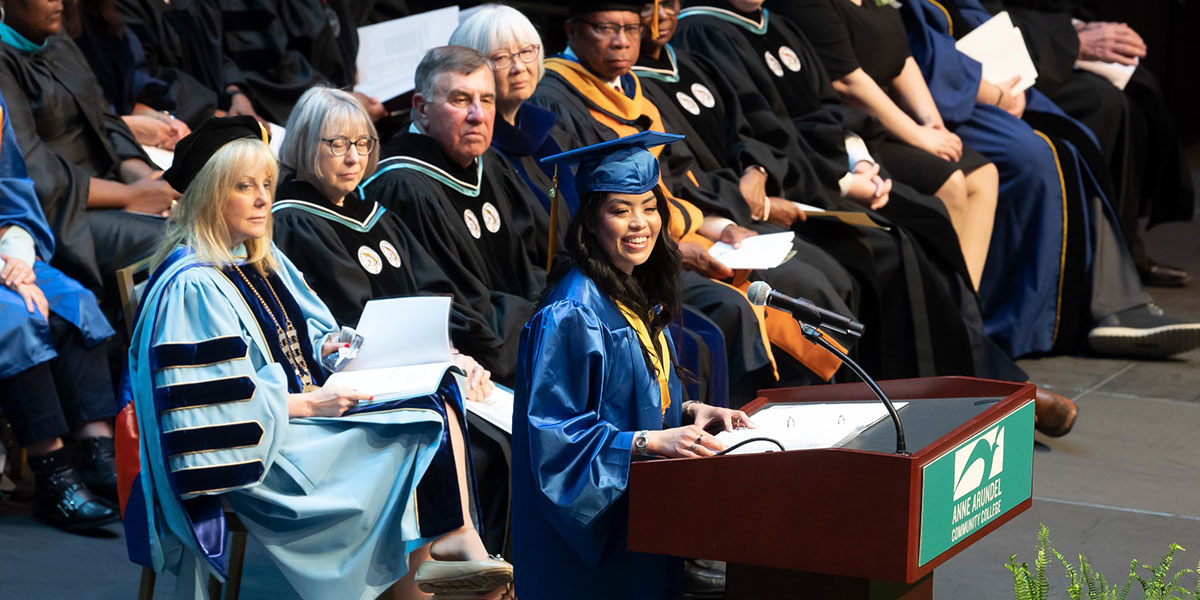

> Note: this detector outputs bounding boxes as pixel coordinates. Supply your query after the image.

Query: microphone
[747,281,865,338]
[748,280,908,455]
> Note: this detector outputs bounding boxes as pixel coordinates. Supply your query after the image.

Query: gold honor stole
[616,302,673,415]
[546,59,845,380]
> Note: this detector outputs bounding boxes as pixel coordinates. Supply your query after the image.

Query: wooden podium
[627,376,1037,600]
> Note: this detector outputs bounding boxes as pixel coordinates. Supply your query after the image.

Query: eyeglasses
[490,44,541,70]
[639,4,679,17]
[321,136,376,157]
[578,20,644,39]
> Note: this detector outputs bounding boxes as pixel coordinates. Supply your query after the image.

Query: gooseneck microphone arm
[747,281,908,455]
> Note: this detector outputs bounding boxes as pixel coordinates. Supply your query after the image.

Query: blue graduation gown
[0,91,112,380]
[899,0,1113,356]
[512,268,684,600]
[124,244,456,600]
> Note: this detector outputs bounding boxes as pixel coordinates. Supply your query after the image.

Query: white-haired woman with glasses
[273,86,495,403]
[450,4,583,217]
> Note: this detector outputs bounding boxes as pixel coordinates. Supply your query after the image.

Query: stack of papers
[708,231,795,270]
[325,296,458,402]
[715,401,907,455]
[955,12,1039,95]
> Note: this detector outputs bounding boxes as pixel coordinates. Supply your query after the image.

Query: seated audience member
[0,0,178,303]
[449,5,580,217]
[272,86,494,402]
[532,0,1010,388]
[958,0,1194,287]
[0,94,121,532]
[121,116,513,600]
[65,0,191,149]
[514,131,753,600]
[114,0,264,124]
[891,0,1200,358]
[361,45,553,383]
[214,0,384,123]
[674,0,1200,360]
[764,0,999,290]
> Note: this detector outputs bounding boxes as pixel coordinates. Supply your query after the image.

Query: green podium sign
[918,400,1035,566]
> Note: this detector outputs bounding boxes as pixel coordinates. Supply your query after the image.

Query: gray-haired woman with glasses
[272,86,496,403]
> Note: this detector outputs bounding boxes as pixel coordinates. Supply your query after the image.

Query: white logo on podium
[952,426,1004,501]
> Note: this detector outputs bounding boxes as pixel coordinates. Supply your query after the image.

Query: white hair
[449,4,545,83]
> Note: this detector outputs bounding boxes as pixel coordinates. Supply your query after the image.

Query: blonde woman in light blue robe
[118,117,513,600]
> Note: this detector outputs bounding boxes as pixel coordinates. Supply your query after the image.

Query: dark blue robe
[512,268,684,600]
[899,0,1144,356]
[0,92,113,380]
[490,102,580,218]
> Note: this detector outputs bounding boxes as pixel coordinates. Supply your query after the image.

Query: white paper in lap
[955,12,1039,94]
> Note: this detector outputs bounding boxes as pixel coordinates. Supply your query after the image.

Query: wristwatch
[633,430,650,458]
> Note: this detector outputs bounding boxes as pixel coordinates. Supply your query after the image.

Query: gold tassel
[545,164,559,273]
[651,0,661,40]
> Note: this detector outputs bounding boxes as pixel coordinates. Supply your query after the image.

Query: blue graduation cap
[540,131,684,198]
[538,131,683,272]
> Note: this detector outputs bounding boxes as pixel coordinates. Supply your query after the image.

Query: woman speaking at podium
[122,117,512,599]
[512,131,754,599]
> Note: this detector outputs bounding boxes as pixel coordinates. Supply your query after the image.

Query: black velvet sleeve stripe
[172,461,266,496]
[152,336,248,369]
[155,376,256,412]
[163,422,265,457]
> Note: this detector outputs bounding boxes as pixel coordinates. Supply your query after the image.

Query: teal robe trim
[631,45,681,83]
[366,155,486,198]
[270,189,386,233]
[0,23,46,53]
[678,6,770,34]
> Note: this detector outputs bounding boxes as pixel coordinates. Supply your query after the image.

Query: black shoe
[78,436,118,506]
[683,559,725,599]
[28,447,119,532]
[1137,260,1191,288]
[1088,304,1200,357]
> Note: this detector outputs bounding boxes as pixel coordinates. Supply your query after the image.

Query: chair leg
[224,529,247,600]
[137,567,156,600]
[207,574,222,600]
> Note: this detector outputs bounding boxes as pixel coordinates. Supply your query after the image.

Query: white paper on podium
[708,231,795,270]
[355,7,459,101]
[715,401,908,454]
[326,296,457,402]
[464,383,514,434]
[955,12,1038,95]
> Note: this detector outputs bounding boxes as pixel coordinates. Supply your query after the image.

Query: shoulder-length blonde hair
[151,138,281,274]
[279,87,379,188]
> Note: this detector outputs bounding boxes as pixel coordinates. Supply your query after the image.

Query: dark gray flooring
[3,160,1200,600]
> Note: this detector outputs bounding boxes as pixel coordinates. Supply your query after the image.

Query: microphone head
[747,281,771,306]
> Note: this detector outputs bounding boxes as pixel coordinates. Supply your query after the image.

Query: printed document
[955,12,1038,95]
[716,401,908,454]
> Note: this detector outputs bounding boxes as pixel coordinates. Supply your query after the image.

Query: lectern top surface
[836,396,1005,455]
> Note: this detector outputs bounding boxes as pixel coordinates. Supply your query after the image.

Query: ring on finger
[688,442,698,453]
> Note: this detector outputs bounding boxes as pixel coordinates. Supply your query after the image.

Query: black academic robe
[659,11,1030,379]
[115,0,227,126]
[272,176,516,369]
[217,0,357,124]
[362,133,548,382]
[0,33,162,296]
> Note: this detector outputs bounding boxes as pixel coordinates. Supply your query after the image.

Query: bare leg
[961,164,998,291]
[427,403,490,562]
[25,438,64,457]
[74,420,114,440]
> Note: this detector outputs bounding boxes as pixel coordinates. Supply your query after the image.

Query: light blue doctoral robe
[125,244,451,600]
[512,268,684,600]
